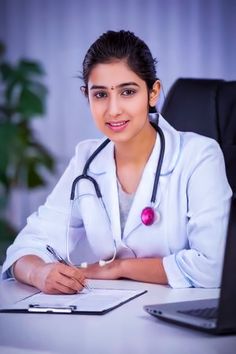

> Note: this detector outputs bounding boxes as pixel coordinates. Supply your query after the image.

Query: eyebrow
[89,82,140,90]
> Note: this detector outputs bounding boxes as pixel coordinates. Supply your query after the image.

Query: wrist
[24,256,46,288]
[29,263,40,288]
[13,255,46,289]
[30,260,48,288]
[116,258,127,278]
[108,259,123,279]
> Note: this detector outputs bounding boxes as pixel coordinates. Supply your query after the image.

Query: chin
[110,134,135,145]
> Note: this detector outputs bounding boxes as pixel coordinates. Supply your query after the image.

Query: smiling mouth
[106,120,129,132]
[106,120,129,128]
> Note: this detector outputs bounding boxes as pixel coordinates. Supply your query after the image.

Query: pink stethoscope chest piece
[141,206,160,226]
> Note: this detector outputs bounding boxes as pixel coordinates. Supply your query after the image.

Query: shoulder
[180,131,222,158]
[73,138,106,163]
[75,138,104,155]
[176,133,228,192]
[159,115,224,175]
[179,132,226,181]
[60,138,107,176]
[160,115,222,158]
[159,113,221,154]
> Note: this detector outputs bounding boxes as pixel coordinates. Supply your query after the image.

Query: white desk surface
[0,278,235,354]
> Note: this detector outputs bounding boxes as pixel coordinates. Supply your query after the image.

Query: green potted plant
[0,42,56,263]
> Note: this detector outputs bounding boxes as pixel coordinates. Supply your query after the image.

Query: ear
[149,80,161,108]
[80,85,88,96]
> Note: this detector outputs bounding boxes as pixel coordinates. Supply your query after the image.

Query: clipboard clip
[28,304,77,313]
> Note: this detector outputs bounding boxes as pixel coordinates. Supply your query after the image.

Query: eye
[121,89,136,96]
[93,91,107,99]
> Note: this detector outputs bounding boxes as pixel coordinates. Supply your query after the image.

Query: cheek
[131,96,149,116]
[89,104,106,130]
[89,102,102,120]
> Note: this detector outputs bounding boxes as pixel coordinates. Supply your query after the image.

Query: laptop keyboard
[178,307,218,320]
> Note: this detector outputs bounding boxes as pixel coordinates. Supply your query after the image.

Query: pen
[46,244,91,291]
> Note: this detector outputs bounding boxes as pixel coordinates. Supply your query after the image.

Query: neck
[114,121,157,165]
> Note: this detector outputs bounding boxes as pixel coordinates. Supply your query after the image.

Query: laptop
[144,194,236,334]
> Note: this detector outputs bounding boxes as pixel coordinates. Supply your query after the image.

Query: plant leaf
[16,87,45,117]
[0,42,6,57]
[0,62,14,81]
[18,60,45,76]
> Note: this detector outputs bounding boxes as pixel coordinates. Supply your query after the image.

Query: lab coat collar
[88,114,181,177]
[88,137,115,175]
[158,114,181,176]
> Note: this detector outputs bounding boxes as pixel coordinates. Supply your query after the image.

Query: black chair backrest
[161,78,236,192]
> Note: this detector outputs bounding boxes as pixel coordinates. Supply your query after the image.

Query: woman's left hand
[80,259,122,280]
[79,257,168,285]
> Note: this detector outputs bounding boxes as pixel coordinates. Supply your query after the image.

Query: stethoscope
[66,119,165,267]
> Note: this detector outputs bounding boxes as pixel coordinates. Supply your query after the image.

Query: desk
[0,279,235,354]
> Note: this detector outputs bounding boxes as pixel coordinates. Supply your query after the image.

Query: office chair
[161,78,236,193]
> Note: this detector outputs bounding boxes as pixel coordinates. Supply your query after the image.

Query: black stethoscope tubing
[70,138,110,200]
[150,123,165,203]
[70,122,165,206]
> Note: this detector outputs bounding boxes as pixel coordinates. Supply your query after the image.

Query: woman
[2,30,232,294]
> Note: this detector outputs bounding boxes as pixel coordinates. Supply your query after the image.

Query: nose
[107,94,122,118]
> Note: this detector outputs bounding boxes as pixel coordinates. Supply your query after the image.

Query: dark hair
[81,30,158,112]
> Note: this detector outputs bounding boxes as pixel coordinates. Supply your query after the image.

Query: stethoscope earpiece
[98,240,117,266]
[99,260,106,267]
[80,262,88,268]
[77,241,117,268]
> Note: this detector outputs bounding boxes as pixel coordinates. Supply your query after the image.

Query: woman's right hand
[32,262,86,294]
[13,255,86,294]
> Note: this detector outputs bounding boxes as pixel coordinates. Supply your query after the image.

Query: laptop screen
[217,194,236,330]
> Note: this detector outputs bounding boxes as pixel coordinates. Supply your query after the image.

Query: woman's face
[87,60,159,144]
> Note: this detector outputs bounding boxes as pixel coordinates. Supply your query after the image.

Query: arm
[120,258,168,284]
[1,139,101,281]
[163,138,232,288]
[13,255,86,294]
[2,149,84,280]
[81,257,168,285]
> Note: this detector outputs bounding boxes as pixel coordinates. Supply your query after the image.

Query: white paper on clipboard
[0,287,147,314]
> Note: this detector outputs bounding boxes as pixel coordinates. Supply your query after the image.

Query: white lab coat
[2,115,232,288]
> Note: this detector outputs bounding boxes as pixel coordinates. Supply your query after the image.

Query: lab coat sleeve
[1,140,95,279]
[163,138,232,288]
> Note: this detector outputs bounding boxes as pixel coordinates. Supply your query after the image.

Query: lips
[106,120,129,132]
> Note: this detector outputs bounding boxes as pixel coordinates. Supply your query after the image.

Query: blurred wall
[0,0,236,228]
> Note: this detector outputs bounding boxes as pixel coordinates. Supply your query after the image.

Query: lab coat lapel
[89,140,122,241]
[123,115,181,238]
[123,136,162,238]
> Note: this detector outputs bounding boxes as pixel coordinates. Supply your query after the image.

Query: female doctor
[2,30,232,294]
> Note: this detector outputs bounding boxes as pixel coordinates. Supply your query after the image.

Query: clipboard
[0,288,147,315]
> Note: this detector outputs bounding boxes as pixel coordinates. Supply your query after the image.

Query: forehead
[88,60,144,87]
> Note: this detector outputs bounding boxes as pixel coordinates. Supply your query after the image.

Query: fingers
[39,263,87,294]
[61,264,86,285]
[45,280,86,295]
[55,270,85,292]
[44,284,76,295]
